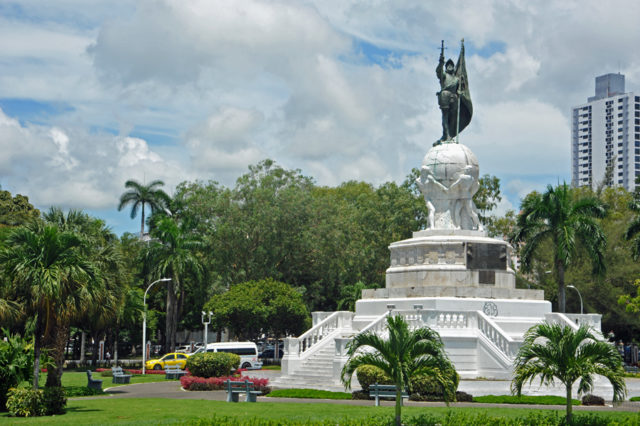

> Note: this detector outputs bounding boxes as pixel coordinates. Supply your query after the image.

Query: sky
[1,0,639,236]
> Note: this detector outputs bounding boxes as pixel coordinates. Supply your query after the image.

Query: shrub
[455,391,473,402]
[6,388,45,417]
[42,386,66,415]
[351,390,370,400]
[186,352,240,378]
[100,370,113,377]
[63,386,104,397]
[409,369,459,399]
[0,330,34,412]
[582,394,605,406]
[355,365,391,393]
[180,375,270,394]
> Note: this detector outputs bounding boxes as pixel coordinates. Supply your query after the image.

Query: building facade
[571,73,640,191]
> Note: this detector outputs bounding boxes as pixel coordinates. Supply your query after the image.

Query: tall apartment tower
[571,73,640,191]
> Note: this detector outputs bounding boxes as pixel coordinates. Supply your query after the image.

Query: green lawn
[23,371,170,390]
[1,398,639,425]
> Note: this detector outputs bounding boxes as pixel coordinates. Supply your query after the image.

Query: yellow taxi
[145,352,190,370]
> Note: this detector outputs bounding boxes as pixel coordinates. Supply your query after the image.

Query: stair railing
[476,310,519,359]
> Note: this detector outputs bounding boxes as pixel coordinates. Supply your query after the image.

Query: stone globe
[421,143,479,188]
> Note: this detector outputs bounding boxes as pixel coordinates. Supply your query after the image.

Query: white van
[197,341,262,370]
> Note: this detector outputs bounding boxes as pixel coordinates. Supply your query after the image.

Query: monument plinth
[364,142,543,301]
[277,39,596,389]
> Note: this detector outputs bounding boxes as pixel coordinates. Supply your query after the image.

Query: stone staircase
[271,341,340,390]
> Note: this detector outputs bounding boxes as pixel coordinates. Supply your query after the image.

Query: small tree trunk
[80,331,86,362]
[557,261,566,313]
[91,334,100,366]
[46,320,70,388]
[140,204,145,239]
[114,323,120,365]
[395,386,402,426]
[165,279,177,353]
[566,384,573,423]
[32,316,43,390]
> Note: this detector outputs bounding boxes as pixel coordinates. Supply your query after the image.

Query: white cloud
[0,0,639,235]
[0,108,189,210]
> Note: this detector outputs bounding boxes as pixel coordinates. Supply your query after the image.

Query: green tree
[341,315,456,426]
[336,281,377,312]
[43,208,128,372]
[118,179,170,239]
[0,223,97,389]
[0,190,40,228]
[473,174,502,226]
[0,329,34,411]
[206,278,310,342]
[624,192,640,260]
[145,216,203,353]
[511,183,606,313]
[512,322,626,423]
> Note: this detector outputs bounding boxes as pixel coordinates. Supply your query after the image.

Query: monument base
[381,229,545,299]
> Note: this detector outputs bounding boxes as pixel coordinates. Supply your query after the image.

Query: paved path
[95,378,640,412]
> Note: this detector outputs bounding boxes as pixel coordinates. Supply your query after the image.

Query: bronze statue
[435,39,472,146]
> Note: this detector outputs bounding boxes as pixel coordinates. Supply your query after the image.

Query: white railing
[476,311,519,359]
[287,311,353,358]
[358,312,390,335]
[545,313,604,339]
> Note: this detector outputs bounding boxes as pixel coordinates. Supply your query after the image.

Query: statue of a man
[435,40,473,146]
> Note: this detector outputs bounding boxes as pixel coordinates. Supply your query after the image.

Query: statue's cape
[451,44,473,138]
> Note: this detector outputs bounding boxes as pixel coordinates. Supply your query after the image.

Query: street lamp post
[567,285,583,315]
[142,278,171,375]
[201,311,213,347]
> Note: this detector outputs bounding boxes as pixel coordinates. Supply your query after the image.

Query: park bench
[165,364,187,380]
[86,370,103,391]
[369,383,409,407]
[224,379,261,402]
[111,366,132,384]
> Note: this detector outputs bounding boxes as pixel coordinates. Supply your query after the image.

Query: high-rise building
[571,73,640,191]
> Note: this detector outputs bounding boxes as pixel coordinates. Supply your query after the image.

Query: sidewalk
[97,378,640,412]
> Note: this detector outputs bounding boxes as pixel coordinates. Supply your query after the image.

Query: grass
[631,396,640,401]
[473,394,581,405]
[2,398,639,425]
[267,389,352,399]
[261,365,281,371]
[20,371,169,394]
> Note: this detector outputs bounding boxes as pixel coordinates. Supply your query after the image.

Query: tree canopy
[205,278,310,341]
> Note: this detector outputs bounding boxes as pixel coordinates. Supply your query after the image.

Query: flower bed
[180,375,270,394]
[95,368,166,375]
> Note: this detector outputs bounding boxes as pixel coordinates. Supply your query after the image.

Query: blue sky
[1,0,639,236]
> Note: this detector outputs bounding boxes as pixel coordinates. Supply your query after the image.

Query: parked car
[198,342,262,370]
[145,352,190,371]
[176,345,192,353]
[258,347,285,359]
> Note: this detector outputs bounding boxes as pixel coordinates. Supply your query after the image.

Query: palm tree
[44,208,128,378]
[512,322,626,423]
[341,315,456,426]
[0,223,97,389]
[624,191,640,259]
[118,180,170,239]
[510,183,606,313]
[144,216,203,353]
